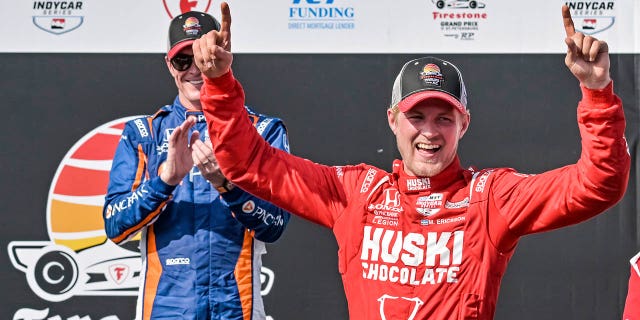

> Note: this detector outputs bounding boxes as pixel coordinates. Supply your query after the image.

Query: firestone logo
[429,0,488,41]
[163,0,212,18]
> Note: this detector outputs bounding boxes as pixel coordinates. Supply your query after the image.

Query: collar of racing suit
[392,157,469,194]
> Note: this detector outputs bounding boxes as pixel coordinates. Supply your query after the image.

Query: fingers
[189,130,200,147]
[170,117,196,144]
[561,5,575,37]
[590,40,608,62]
[191,138,215,166]
[220,2,232,50]
[565,34,607,63]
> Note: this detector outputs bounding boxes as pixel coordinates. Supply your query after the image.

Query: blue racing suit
[103,96,290,320]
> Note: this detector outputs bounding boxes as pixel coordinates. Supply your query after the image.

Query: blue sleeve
[102,120,176,244]
[219,119,291,243]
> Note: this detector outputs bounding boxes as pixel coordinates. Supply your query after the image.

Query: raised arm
[486,6,630,251]
[192,3,355,229]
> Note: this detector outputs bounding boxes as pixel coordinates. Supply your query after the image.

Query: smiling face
[388,98,470,177]
[165,46,203,110]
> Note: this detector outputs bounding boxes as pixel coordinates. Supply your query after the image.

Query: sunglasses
[170,54,194,71]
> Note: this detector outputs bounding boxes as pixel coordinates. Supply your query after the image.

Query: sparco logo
[32,1,85,35]
[565,1,616,35]
[474,171,491,193]
[163,0,212,18]
[134,118,149,138]
[360,168,377,193]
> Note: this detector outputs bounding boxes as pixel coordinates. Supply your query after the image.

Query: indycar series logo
[32,1,85,35]
[565,1,616,35]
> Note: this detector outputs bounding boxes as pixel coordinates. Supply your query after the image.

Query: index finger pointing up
[220,2,232,50]
[562,5,575,37]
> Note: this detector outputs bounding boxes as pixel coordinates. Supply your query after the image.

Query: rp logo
[163,0,212,18]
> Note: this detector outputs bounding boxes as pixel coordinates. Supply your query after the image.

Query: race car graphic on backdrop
[7,116,277,303]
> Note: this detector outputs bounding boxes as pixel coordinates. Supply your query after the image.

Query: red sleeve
[624,253,640,320]
[488,81,630,246]
[200,71,355,228]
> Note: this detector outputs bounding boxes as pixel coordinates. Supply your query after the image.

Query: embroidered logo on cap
[419,63,444,87]
[183,17,203,36]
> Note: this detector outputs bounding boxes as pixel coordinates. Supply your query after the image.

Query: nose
[419,120,439,139]
[188,60,200,74]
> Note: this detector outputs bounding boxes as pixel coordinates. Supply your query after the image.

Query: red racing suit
[201,71,630,320]
[624,252,640,320]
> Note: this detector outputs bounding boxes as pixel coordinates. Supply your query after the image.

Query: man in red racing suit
[176,3,630,319]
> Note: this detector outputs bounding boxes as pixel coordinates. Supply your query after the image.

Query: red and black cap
[390,56,468,114]
[167,11,221,59]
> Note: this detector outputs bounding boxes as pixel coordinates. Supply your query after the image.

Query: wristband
[215,179,234,194]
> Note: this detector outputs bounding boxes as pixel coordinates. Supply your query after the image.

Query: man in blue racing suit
[102,11,290,320]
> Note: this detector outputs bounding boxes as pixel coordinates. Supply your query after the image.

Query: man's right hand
[160,117,196,186]
[193,2,233,79]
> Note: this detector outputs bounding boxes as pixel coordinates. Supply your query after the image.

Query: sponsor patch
[474,171,491,193]
[166,257,190,265]
[360,168,377,193]
[444,197,469,209]
[419,63,444,87]
[134,119,149,138]
[406,178,430,191]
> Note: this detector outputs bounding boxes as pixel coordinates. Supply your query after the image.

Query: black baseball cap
[390,56,468,114]
[167,11,221,59]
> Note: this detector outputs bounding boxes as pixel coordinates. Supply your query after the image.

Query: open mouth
[187,79,203,85]
[416,142,441,154]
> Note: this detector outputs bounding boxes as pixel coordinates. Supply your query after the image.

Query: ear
[458,113,471,139]
[165,55,177,76]
[387,108,398,134]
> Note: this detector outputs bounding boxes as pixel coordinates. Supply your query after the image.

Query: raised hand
[193,2,233,79]
[562,5,611,89]
[160,117,196,186]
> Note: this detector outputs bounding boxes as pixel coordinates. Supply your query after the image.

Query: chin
[410,165,443,178]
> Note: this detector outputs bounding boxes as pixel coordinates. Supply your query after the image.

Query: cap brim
[397,91,467,114]
[168,40,195,59]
